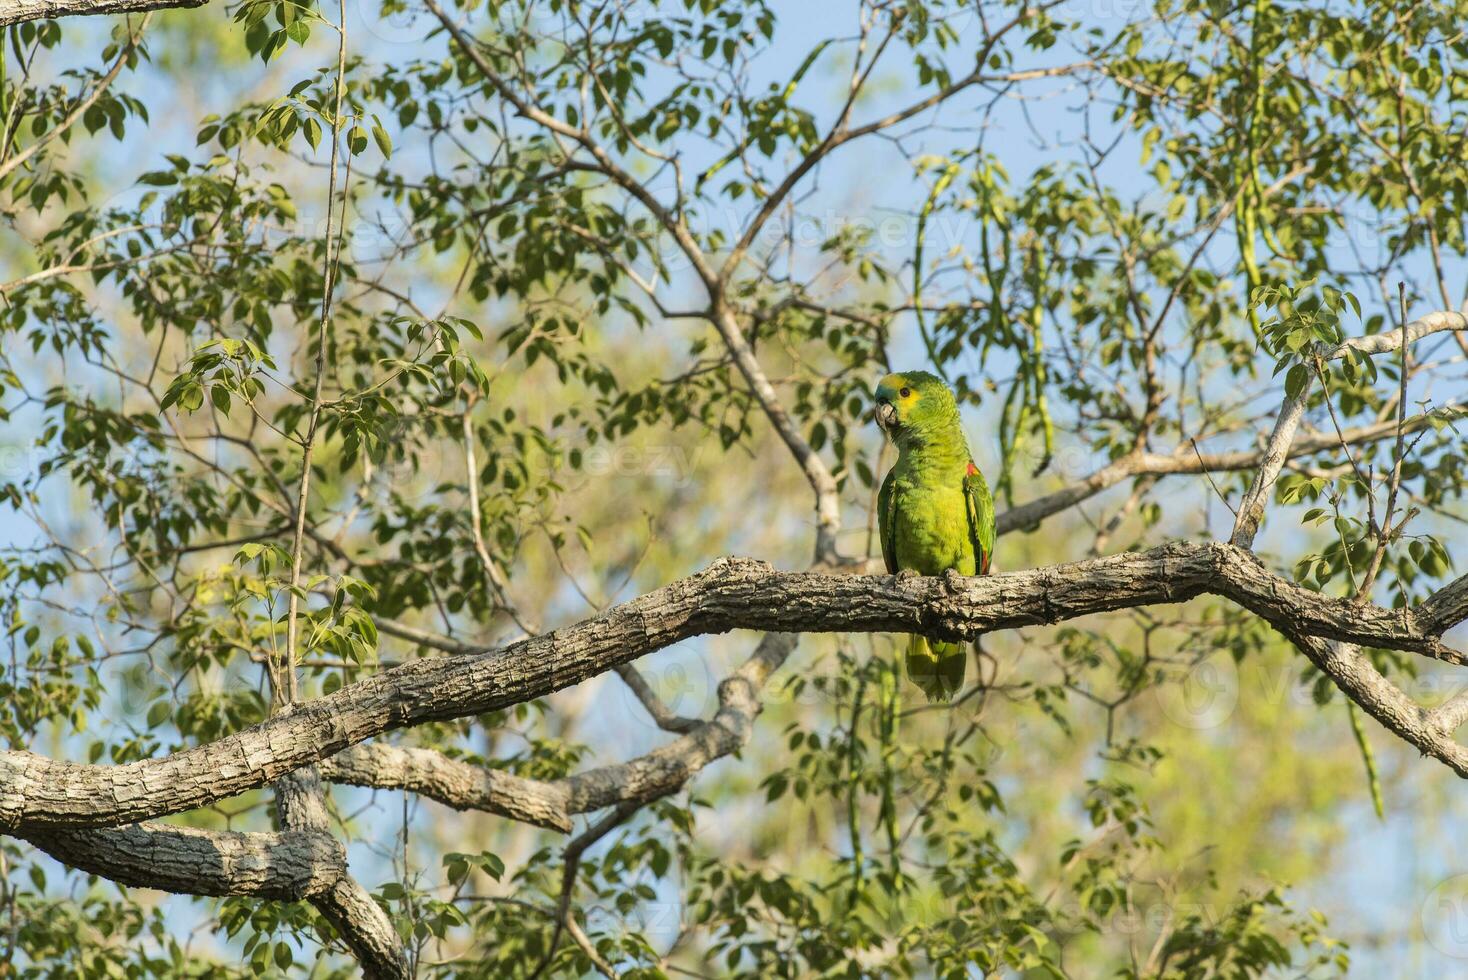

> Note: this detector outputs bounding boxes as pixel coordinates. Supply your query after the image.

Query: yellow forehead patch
[878,374,917,399]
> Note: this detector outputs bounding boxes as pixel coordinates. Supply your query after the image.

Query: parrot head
[874,371,957,442]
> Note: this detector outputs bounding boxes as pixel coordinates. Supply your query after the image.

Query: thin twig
[527,802,640,980]
[461,392,538,635]
[283,0,351,706]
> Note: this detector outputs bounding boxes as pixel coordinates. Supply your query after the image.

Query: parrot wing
[877,468,899,574]
[964,460,995,575]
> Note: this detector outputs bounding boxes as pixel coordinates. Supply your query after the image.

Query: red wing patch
[966,461,979,477]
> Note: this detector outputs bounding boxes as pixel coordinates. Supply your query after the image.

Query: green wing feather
[964,461,996,575]
[877,469,898,574]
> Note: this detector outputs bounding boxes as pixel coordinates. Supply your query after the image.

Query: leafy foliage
[1,0,1466,974]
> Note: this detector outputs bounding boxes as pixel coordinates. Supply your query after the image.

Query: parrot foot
[942,567,966,589]
[894,568,920,582]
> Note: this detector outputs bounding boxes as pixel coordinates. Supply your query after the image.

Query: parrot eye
[899,387,911,398]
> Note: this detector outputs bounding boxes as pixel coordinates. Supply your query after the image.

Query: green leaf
[1284,363,1309,400]
[371,120,392,158]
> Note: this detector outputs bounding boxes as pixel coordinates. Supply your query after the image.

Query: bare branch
[1229,388,1311,548]
[562,632,794,813]
[375,617,482,656]
[0,0,199,27]
[321,744,574,833]
[324,633,797,832]
[282,0,351,706]
[531,801,638,980]
[1231,307,1468,548]
[613,663,699,734]
[277,769,408,980]
[20,823,344,900]
[1000,404,1457,534]
[5,544,1467,834]
[462,396,538,635]
[709,304,843,561]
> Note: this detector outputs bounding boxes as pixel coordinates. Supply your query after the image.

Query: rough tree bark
[4,540,1468,837]
[0,0,203,27]
[21,823,346,899]
[276,770,409,979]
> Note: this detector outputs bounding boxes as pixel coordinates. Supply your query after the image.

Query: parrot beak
[875,400,897,432]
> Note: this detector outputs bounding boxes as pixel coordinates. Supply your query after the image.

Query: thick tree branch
[321,744,575,833]
[0,0,193,29]
[4,543,1466,833]
[1423,572,1468,638]
[554,631,797,815]
[310,877,408,980]
[314,547,1468,829]
[276,769,408,980]
[1230,388,1310,548]
[1323,309,1468,359]
[20,823,344,899]
[324,633,798,830]
[1288,634,1468,776]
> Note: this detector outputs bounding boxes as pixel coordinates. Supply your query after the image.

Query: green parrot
[874,371,996,701]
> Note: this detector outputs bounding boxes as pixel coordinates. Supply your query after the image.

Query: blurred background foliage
[0,0,1466,975]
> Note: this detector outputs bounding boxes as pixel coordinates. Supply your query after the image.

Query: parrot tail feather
[904,635,967,702]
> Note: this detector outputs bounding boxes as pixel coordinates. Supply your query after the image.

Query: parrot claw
[894,568,920,582]
[942,567,965,588]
